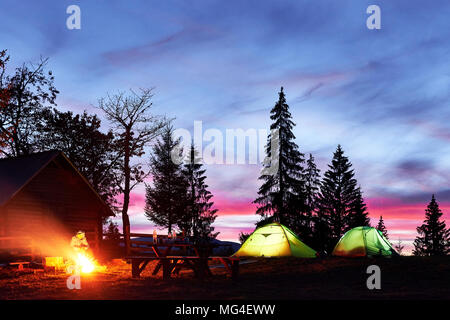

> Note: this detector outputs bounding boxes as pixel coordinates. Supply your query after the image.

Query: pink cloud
[367,197,450,221]
[102,26,222,67]
[128,192,146,208]
[102,29,186,65]
[212,191,257,215]
[114,191,147,216]
[409,119,450,142]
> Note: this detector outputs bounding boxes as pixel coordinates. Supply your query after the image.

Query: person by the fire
[71,230,89,253]
[69,230,96,273]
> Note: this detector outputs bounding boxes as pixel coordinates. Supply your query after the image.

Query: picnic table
[122,230,239,280]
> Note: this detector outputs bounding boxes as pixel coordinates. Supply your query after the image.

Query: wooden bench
[126,255,240,280]
[9,261,31,271]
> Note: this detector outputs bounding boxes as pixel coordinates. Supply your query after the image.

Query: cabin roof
[0,150,114,216]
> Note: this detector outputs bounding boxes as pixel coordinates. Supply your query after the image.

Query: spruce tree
[316,145,359,252]
[376,215,388,239]
[253,87,305,226]
[145,125,187,233]
[179,142,218,240]
[103,220,121,241]
[346,188,371,230]
[413,195,450,256]
[292,153,320,240]
[394,238,404,256]
[304,154,321,218]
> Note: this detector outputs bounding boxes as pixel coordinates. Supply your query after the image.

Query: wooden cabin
[0,150,114,258]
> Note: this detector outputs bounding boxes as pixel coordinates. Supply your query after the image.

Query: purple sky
[1,0,449,252]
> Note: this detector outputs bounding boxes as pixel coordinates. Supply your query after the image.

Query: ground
[0,256,449,299]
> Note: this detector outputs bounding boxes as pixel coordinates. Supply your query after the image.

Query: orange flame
[63,252,105,274]
[75,253,95,273]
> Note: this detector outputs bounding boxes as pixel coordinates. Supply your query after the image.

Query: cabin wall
[1,163,104,256]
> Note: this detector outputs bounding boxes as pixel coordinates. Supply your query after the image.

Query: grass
[0,256,448,299]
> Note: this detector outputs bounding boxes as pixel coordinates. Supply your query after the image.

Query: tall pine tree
[292,153,320,241]
[179,142,218,240]
[304,154,321,219]
[254,87,305,226]
[145,125,187,233]
[346,187,371,230]
[316,145,360,252]
[413,195,450,256]
[376,215,388,239]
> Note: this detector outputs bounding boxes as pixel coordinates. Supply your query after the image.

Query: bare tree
[0,50,11,151]
[98,88,167,241]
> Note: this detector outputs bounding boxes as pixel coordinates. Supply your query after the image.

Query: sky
[1,0,449,253]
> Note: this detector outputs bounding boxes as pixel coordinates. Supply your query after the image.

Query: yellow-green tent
[233,223,317,258]
[332,226,397,257]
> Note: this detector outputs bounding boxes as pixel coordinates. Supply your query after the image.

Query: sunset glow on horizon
[120,185,450,254]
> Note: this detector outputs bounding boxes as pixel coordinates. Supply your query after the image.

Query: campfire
[45,252,106,274]
[38,231,107,274]
[74,252,96,273]
[44,253,105,274]
[68,252,106,274]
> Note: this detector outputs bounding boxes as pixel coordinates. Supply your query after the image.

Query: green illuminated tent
[233,223,317,258]
[332,226,397,257]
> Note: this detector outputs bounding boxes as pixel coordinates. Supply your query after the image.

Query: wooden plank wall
[1,159,104,255]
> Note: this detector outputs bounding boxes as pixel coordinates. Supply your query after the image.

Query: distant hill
[209,238,241,256]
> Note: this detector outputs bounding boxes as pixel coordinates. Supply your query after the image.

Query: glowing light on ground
[76,253,95,273]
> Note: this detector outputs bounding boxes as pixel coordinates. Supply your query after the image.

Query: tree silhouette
[99,89,166,238]
[346,187,371,229]
[103,220,122,255]
[36,108,121,211]
[238,232,251,244]
[394,238,405,256]
[0,53,58,157]
[292,153,320,241]
[376,215,388,239]
[145,125,187,233]
[0,50,7,70]
[413,195,450,256]
[0,50,12,151]
[316,145,360,252]
[103,220,121,241]
[179,142,218,239]
[254,87,305,226]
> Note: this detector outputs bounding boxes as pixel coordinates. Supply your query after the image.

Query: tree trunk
[278,125,284,224]
[122,129,131,249]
